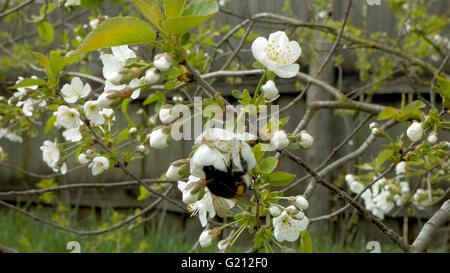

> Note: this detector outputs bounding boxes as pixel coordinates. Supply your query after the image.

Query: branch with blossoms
[0,0,449,253]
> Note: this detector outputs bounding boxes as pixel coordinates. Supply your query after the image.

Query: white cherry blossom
[62,127,82,142]
[272,210,309,242]
[84,101,105,125]
[40,140,60,169]
[252,31,301,78]
[61,77,91,103]
[56,105,81,129]
[89,156,110,176]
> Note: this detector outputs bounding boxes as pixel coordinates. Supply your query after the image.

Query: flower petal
[268,31,289,48]
[251,37,268,62]
[286,41,301,63]
[273,63,299,78]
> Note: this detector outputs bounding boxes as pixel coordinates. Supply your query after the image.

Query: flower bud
[286,205,299,215]
[129,127,138,138]
[199,229,215,247]
[144,67,160,84]
[270,130,290,150]
[154,53,173,72]
[135,145,146,153]
[166,159,190,180]
[177,71,194,83]
[396,161,406,176]
[98,91,116,108]
[108,71,124,85]
[293,210,305,220]
[78,153,90,165]
[159,104,179,124]
[294,195,309,210]
[149,127,172,149]
[427,132,437,144]
[296,130,313,149]
[172,95,184,103]
[406,121,423,142]
[371,127,383,137]
[369,122,379,130]
[218,239,231,252]
[269,205,282,217]
[129,67,141,77]
[261,80,279,100]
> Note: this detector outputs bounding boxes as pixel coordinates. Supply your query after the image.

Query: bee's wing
[234,196,256,207]
[212,194,234,218]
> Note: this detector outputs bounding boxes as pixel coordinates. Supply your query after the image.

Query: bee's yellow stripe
[236,185,245,196]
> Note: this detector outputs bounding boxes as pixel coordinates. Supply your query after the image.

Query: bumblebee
[203,165,253,199]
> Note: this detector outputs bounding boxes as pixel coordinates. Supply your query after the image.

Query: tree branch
[411,199,450,252]
[280,150,412,252]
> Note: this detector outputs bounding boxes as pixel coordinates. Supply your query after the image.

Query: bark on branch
[411,199,450,252]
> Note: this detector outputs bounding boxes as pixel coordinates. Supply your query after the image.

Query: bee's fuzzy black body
[203,165,250,199]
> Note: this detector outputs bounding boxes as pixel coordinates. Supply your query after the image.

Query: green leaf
[165,80,182,90]
[300,230,313,253]
[9,78,46,89]
[436,75,450,107]
[38,21,54,42]
[404,100,426,112]
[121,99,134,127]
[182,0,218,16]
[164,0,218,35]
[259,156,278,174]
[377,106,398,120]
[266,172,296,186]
[116,128,130,143]
[40,3,58,17]
[252,61,265,69]
[44,116,56,133]
[73,16,156,55]
[32,52,53,81]
[80,0,104,8]
[133,0,165,33]
[164,0,186,18]
[49,51,69,79]
[232,89,243,99]
[375,149,393,167]
[252,143,265,163]
[143,91,165,105]
[355,163,374,171]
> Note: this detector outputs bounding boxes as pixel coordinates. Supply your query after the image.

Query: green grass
[0,205,215,253]
[0,205,442,253]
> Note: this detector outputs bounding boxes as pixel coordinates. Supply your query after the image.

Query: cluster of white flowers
[433,34,450,51]
[176,128,256,226]
[269,129,313,151]
[40,140,66,174]
[0,128,23,143]
[99,45,142,100]
[62,0,80,8]
[346,171,410,220]
[12,76,47,117]
[270,196,309,242]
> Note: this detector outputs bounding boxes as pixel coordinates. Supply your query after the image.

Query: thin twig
[280,150,412,252]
